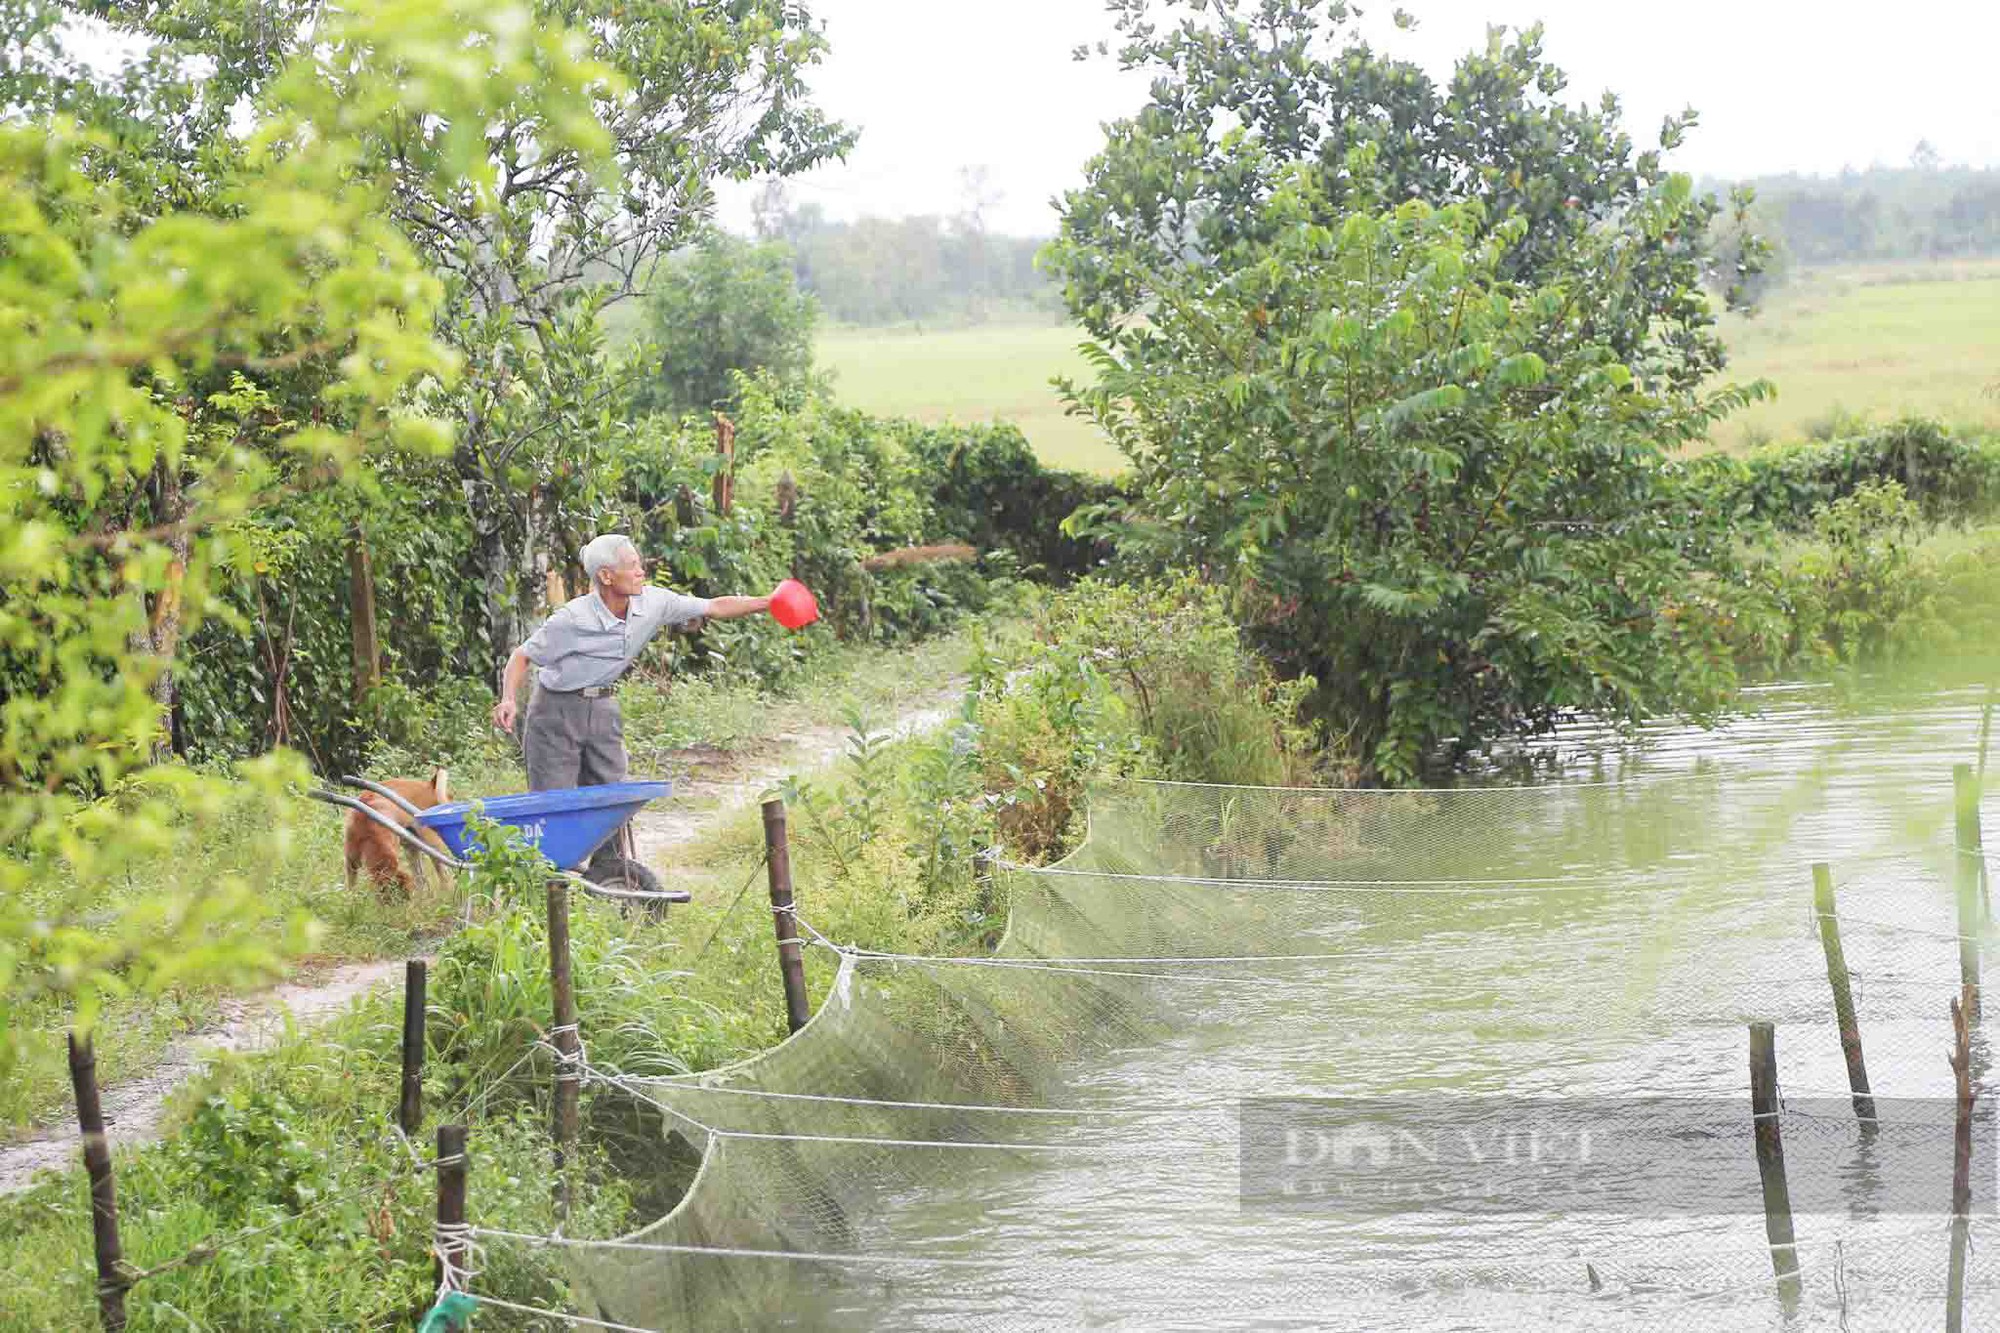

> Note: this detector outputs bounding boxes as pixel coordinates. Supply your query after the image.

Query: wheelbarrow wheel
[593,856,672,921]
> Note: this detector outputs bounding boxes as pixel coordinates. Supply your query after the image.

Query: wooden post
[1955,764,1984,1013]
[1948,991,1976,1333]
[399,960,427,1137]
[712,413,736,517]
[1748,1022,1801,1310]
[1812,864,1876,1130]
[434,1123,467,1296]
[67,1033,126,1332]
[762,799,812,1034]
[547,881,580,1219]
[348,526,381,709]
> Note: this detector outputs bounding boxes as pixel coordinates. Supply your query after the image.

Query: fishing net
[469,692,2000,1331]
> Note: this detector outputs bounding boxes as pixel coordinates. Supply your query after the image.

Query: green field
[816,261,2000,468]
[1714,258,2000,451]
[816,322,1123,474]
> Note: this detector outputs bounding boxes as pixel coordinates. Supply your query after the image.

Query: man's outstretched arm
[702,594,773,621]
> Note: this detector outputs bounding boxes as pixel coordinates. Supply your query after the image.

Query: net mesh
[474,693,2000,1331]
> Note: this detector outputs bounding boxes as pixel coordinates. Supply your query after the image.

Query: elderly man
[492,535,770,873]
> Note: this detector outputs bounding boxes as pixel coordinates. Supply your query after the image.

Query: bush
[901,420,1126,582]
[177,458,488,775]
[767,579,1315,879]
[964,577,1318,858]
[158,374,1110,777]
[1682,419,2000,531]
[1728,480,2000,679]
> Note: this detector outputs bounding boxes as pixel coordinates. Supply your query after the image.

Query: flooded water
[584,685,2000,1331]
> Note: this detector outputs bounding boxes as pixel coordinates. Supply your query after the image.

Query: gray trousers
[523,687,628,872]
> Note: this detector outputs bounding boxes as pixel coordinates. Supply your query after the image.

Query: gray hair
[580,533,640,584]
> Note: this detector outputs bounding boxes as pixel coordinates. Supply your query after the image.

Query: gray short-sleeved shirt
[519,587,712,691]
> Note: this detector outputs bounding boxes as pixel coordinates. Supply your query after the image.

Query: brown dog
[343,768,452,897]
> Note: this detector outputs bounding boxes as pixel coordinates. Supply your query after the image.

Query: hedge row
[1678,418,2000,529]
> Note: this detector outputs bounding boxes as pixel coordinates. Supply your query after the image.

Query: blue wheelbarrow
[309,777,689,917]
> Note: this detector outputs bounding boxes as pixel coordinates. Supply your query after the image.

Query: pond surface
[597,685,2000,1331]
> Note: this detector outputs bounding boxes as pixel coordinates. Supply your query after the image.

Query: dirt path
[627,689,960,867]
[0,959,412,1196]
[0,684,961,1197]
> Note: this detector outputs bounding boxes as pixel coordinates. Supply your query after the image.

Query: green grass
[811,261,2000,468]
[1711,258,2000,452]
[816,321,1123,474]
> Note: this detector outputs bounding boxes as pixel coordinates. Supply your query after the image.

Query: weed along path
[0,685,963,1198]
[0,958,412,1195]
[626,686,962,867]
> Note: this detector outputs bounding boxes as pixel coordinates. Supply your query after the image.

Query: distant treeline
[735,160,2000,329]
[1722,160,2000,267]
[755,203,1059,327]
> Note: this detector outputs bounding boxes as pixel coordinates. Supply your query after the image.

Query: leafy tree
[1046,1,1781,780]
[1708,188,1787,308]
[635,233,819,418]
[77,0,855,673]
[1053,80,1774,778]
[0,0,605,1060]
[1053,0,1765,391]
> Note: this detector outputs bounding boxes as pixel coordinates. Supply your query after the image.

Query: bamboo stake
[1979,686,1994,780]
[1812,864,1877,1130]
[1960,755,1994,924]
[1955,765,1984,1013]
[1749,1022,1801,1311]
[1948,991,1975,1333]
[763,798,812,1034]
[348,526,381,708]
[548,881,580,1221]
[713,413,736,517]
[67,1033,127,1332]
[434,1124,467,1297]
[400,959,427,1137]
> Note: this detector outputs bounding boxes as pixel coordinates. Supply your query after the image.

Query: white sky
[716,0,2000,238]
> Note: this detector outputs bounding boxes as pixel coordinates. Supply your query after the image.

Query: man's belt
[578,685,615,699]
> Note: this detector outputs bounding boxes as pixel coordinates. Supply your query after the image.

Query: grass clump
[1711,257,2000,451]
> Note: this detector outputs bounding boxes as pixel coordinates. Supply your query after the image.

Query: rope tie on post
[771,917,803,948]
[433,1220,478,1296]
[546,1022,586,1087]
[771,901,805,951]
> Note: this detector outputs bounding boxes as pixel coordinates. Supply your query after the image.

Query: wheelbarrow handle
[338,774,429,822]
[305,788,468,873]
[556,868,693,906]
